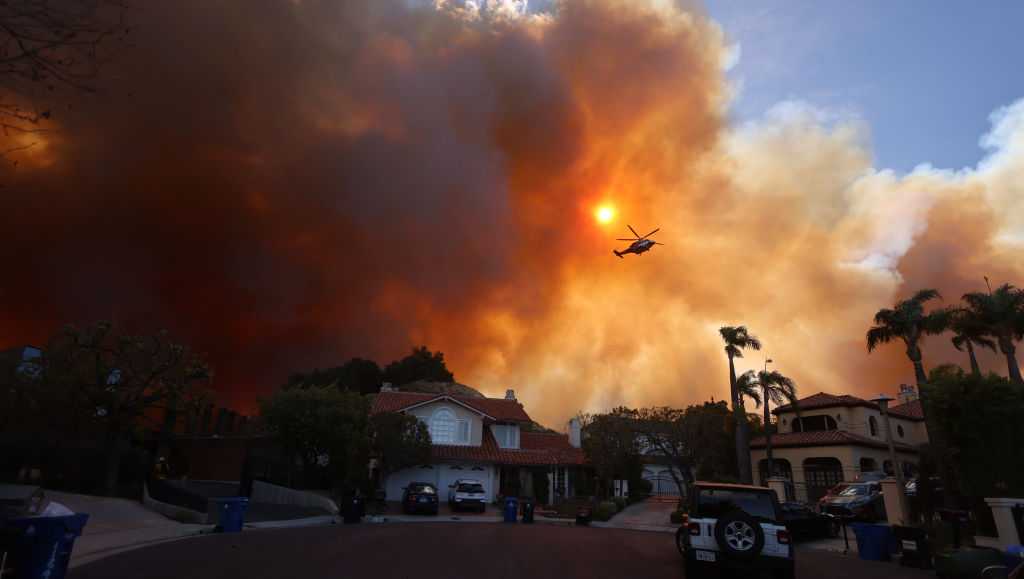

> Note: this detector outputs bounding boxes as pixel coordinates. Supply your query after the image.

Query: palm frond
[866,326,895,352]
[910,288,942,304]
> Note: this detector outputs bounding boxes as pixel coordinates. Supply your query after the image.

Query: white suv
[676,482,795,579]
[447,479,487,513]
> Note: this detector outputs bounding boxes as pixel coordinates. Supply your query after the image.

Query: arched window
[431,408,456,444]
[869,416,878,437]
[897,425,905,438]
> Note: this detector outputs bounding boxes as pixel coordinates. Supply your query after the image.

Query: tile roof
[430,428,586,466]
[772,392,925,421]
[370,391,532,423]
[750,429,917,452]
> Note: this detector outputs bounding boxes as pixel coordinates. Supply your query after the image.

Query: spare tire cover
[714,510,765,560]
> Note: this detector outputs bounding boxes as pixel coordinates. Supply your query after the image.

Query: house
[370,387,586,504]
[750,385,927,503]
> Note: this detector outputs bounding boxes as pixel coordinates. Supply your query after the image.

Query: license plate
[695,550,716,562]
[902,540,917,551]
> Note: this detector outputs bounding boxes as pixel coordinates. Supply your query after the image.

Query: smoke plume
[2,0,1023,426]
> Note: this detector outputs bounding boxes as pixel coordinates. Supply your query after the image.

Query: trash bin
[575,506,592,526]
[344,495,365,525]
[894,525,932,569]
[503,497,518,523]
[850,522,895,561]
[6,513,89,579]
[521,499,534,524]
[216,497,249,533]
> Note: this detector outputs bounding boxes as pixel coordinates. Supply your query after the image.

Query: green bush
[593,501,618,521]
[613,497,627,511]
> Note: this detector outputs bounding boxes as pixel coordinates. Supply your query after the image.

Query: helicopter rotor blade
[627,224,640,239]
[653,242,665,245]
[616,238,637,241]
[641,228,660,239]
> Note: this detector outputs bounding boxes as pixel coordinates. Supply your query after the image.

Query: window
[869,416,878,437]
[792,415,837,432]
[695,488,778,522]
[897,425,905,438]
[492,424,519,448]
[431,408,456,444]
[457,420,470,443]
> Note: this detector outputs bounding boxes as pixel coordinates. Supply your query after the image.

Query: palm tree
[950,309,997,376]
[737,369,798,481]
[719,325,762,484]
[962,283,1024,383]
[866,289,953,386]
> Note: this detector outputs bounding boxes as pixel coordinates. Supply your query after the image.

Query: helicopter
[614,225,662,258]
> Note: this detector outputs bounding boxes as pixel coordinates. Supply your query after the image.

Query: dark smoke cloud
[2,0,1023,426]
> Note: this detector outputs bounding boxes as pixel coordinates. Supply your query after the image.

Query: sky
[707,0,1024,173]
[2,0,1024,428]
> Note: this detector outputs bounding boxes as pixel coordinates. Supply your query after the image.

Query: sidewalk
[44,491,214,569]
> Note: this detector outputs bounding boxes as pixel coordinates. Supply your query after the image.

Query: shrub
[593,501,618,522]
[613,497,627,512]
[630,478,653,503]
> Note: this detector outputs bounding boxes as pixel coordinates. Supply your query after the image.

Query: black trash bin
[575,506,592,526]
[343,495,364,524]
[894,525,932,569]
[521,499,534,524]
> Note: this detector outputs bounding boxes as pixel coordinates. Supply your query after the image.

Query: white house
[370,388,586,504]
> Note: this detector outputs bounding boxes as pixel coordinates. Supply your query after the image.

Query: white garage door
[385,465,437,502]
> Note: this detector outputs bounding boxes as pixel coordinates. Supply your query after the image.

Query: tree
[866,289,953,386]
[260,386,370,492]
[962,283,1024,383]
[40,322,210,495]
[369,412,431,481]
[579,408,641,498]
[0,0,128,157]
[382,346,454,385]
[286,357,383,395]
[950,308,997,377]
[719,325,761,484]
[628,407,692,496]
[684,401,739,481]
[736,369,798,480]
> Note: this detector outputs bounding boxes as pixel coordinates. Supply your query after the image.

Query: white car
[447,479,487,513]
[677,482,795,579]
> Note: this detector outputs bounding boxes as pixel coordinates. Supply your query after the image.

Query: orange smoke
[1,1,1023,426]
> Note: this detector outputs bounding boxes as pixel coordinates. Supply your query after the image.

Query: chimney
[505,389,516,401]
[897,384,918,404]
[568,417,581,448]
[380,382,396,393]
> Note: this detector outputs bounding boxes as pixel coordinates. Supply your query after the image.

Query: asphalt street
[70,522,934,579]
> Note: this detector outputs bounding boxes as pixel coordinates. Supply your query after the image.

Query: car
[676,482,795,579]
[820,482,885,521]
[401,482,439,515]
[447,479,487,513]
[779,501,839,540]
[816,482,850,512]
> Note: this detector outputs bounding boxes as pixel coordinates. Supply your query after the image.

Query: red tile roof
[772,392,925,422]
[750,430,917,452]
[431,428,586,466]
[370,391,532,423]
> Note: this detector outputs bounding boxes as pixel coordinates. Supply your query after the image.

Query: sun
[595,204,615,224]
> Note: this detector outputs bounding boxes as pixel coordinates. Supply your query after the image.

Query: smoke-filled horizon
[2,0,1024,428]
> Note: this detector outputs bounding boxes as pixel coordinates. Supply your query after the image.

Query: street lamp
[872,393,909,525]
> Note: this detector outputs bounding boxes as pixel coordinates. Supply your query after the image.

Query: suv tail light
[687,522,701,536]
[777,529,791,545]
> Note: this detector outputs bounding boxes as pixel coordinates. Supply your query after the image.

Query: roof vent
[505,389,516,401]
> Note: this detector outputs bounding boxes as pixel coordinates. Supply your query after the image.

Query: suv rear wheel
[713,510,765,561]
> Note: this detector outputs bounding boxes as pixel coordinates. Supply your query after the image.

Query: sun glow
[595,205,615,224]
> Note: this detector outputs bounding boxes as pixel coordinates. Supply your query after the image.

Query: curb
[244,515,340,530]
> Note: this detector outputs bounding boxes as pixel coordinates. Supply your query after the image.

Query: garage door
[437,464,493,502]
[385,465,437,502]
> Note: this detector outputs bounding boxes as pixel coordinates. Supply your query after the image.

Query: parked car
[401,482,439,515]
[820,481,885,521]
[816,483,850,512]
[779,501,839,540]
[905,476,943,498]
[447,479,487,513]
[675,482,795,579]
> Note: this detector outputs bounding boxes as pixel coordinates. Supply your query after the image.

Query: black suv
[676,482,795,579]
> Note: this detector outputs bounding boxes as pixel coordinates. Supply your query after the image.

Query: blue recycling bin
[6,513,90,579]
[216,497,249,533]
[850,522,895,561]
[503,497,518,523]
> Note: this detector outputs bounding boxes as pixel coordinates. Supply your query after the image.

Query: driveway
[69,523,935,579]
[600,499,676,530]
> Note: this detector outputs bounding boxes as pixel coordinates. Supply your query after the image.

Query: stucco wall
[407,401,483,446]
[775,405,926,445]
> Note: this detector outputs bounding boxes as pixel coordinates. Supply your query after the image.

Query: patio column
[985,498,1024,549]
[548,468,554,505]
